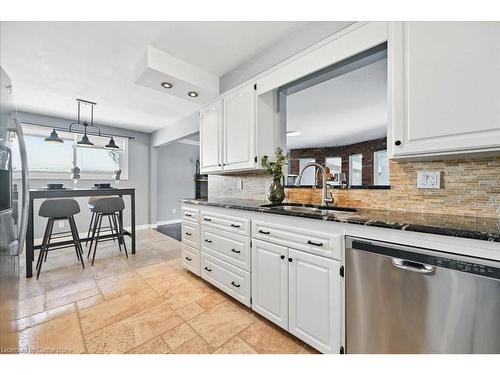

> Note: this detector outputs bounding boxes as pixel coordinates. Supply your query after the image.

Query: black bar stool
[36,198,84,279]
[87,197,127,265]
[85,196,116,247]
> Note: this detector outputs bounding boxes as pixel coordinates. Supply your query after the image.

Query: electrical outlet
[237,180,244,190]
[58,221,65,229]
[172,208,176,214]
[417,171,441,189]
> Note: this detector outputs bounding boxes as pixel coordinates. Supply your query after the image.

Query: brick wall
[289,138,387,185]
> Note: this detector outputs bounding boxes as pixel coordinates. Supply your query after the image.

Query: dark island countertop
[180,198,500,243]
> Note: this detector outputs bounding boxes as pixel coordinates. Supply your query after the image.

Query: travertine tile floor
[0,229,317,354]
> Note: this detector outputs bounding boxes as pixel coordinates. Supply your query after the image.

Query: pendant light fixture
[105,137,119,149]
[43,98,123,150]
[44,129,64,143]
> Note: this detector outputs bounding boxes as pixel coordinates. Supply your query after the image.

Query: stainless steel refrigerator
[0,67,29,279]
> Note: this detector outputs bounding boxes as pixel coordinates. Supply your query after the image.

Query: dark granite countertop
[180,198,500,243]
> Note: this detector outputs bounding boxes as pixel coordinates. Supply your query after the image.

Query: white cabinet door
[200,100,223,173]
[223,84,256,171]
[390,22,500,158]
[251,239,289,330]
[289,249,341,354]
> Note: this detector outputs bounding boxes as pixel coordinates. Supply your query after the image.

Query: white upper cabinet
[288,248,342,354]
[223,84,256,171]
[389,22,500,158]
[199,83,277,174]
[200,100,223,173]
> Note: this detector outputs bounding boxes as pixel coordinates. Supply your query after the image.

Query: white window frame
[373,149,389,185]
[13,124,129,180]
[349,153,363,186]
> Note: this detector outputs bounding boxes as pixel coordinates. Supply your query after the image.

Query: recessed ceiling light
[286,131,301,137]
[161,82,173,89]
[188,91,198,98]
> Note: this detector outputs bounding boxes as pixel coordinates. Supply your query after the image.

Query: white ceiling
[0,21,307,132]
[286,58,388,150]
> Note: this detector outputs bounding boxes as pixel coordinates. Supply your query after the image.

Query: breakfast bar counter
[25,187,136,278]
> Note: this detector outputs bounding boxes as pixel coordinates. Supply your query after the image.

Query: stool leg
[37,218,54,279]
[91,214,103,266]
[44,219,55,263]
[69,216,85,269]
[85,212,95,248]
[111,214,122,252]
[117,212,128,258]
[108,215,116,242]
[88,213,100,259]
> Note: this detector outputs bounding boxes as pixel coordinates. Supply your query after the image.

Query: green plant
[261,147,287,179]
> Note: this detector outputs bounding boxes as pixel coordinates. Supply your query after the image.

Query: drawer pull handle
[230,224,240,228]
[280,255,285,260]
[204,267,212,272]
[231,281,240,288]
[258,230,270,235]
[204,239,212,243]
[185,213,192,217]
[231,249,241,254]
[185,257,192,261]
[288,257,293,262]
[185,232,192,236]
[307,240,323,247]
[204,218,212,222]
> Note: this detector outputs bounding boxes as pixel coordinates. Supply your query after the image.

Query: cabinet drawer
[182,244,200,276]
[182,207,199,223]
[201,227,250,271]
[182,221,200,249]
[201,211,250,236]
[252,220,342,260]
[201,252,251,307]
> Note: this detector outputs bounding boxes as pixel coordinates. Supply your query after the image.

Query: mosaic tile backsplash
[208,157,500,218]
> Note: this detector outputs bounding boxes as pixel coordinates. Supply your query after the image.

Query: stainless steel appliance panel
[346,237,500,354]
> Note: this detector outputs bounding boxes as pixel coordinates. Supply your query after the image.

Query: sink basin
[260,203,357,214]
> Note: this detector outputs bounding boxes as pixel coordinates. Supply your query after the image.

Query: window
[374,149,389,185]
[325,157,342,185]
[12,124,128,179]
[349,154,363,185]
[298,158,316,186]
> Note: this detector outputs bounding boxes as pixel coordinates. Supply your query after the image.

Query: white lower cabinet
[201,252,251,307]
[251,239,342,354]
[288,248,342,354]
[182,244,200,276]
[251,239,289,330]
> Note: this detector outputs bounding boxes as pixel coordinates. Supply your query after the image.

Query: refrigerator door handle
[13,118,29,256]
[391,258,435,274]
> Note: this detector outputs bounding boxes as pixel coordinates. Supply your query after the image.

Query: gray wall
[15,111,151,238]
[156,141,199,222]
[220,21,353,92]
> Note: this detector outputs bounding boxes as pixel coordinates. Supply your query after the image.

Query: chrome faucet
[294,162,334,206]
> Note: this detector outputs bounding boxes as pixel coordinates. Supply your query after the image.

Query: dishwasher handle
[391,258,435,275]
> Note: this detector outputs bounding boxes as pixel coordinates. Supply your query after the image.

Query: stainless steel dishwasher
[346,236,500,354]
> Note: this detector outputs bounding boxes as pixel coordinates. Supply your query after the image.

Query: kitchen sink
[260,203,357,214]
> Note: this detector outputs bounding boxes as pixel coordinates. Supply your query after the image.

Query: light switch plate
[417,171,441,189]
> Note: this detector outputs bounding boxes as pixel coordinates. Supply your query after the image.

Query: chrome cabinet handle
[185,256,192,261]
[307,240,323,247]
[204,239,212,243]
[231,249,241,254]
[391,258,435,274]
[258,229,270,235]
[231,281,240,288]
[204,267,212,272]
[185,232,192,236]
[230,224,240,228]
